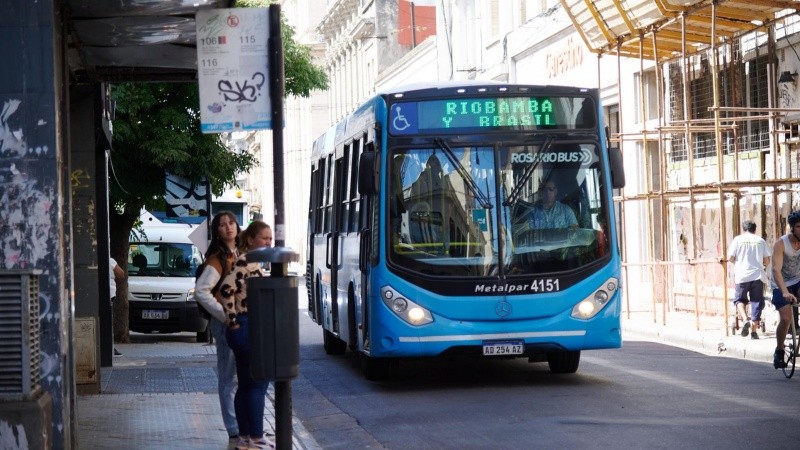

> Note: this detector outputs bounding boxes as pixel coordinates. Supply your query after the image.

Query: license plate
[482,340,524,356]
[142,310,169,320]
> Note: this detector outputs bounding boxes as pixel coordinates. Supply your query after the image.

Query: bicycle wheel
[783,315,798,379]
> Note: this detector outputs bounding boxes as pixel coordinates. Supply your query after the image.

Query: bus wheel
[361,355,396,381]
[323,329,347,355]
[547,350,580,374]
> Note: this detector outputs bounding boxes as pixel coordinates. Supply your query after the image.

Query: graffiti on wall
[71,169,98,254]
[780,82,796,109]
[1,97,64,443]
[1,100,54,270]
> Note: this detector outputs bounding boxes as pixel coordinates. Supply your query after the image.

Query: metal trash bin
[246,247,300,381]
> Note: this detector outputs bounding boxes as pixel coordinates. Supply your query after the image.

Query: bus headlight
[571,277,617,320]
[381,286,433,326]
[187,287,195,302]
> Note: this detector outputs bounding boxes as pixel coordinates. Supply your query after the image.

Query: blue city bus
[306,83,625,379]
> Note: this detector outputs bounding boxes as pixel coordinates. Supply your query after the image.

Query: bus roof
[377,81,595,98]
[376,80,503,96]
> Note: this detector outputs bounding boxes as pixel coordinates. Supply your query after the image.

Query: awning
[560,0,799,61]
[66,0,235,83]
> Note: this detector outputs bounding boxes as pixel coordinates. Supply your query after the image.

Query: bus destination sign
[389,96,595,135]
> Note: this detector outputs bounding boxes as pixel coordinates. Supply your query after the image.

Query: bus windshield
[387,141,611,277]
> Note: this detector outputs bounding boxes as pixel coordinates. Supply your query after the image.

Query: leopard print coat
[218,254,267,327]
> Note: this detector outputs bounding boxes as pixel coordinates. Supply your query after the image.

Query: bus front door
[327,156,347,337]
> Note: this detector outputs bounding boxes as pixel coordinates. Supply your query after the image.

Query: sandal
[248,436,275,449]
[235,437,250,450]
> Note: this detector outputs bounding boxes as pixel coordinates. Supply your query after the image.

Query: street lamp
[779,71,798,84]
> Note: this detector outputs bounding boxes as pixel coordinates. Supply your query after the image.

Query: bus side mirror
[608,147,625,189]
[358,151,379,195]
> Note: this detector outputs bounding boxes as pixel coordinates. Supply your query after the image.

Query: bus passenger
[219,220,274,450]
[194,211,241,444]
[528,181,578,229]
[770,211,800,369]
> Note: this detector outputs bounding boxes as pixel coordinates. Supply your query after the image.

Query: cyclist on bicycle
[770,210,800,369]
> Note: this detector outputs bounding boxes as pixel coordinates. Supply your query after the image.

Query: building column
[0,0,72,448]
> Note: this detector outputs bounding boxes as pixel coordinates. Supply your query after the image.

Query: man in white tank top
[770,211,800,369]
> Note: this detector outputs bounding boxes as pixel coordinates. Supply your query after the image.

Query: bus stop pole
[269,5,291,449]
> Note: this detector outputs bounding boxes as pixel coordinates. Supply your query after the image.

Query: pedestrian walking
[728,220,771,339]
[219,221,274,450]
[195,210,241,443]
[109,257,125,356]
[770,211,800,369]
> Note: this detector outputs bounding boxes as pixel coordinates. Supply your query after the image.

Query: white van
[127,224,208,341]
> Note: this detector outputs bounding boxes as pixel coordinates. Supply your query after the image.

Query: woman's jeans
[226,314,269,437]
[211,319,239,436]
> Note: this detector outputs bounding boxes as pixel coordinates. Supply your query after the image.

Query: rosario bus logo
[510,149,592,164]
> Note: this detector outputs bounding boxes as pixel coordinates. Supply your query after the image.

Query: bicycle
[782,303,799,379]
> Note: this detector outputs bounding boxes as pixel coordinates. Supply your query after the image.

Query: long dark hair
[205,210,241,264]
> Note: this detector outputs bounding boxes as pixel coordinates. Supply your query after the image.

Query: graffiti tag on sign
[218,72,266,103]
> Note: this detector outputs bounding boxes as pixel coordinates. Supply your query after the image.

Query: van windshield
[128,243,202,277]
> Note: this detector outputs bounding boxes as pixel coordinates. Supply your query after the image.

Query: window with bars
[667,51,771,162]
[745,56,771,151]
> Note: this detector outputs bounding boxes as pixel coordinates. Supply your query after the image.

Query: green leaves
[109,82,257,215]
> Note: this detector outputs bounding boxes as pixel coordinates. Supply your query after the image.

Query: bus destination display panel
[389,96,597,135]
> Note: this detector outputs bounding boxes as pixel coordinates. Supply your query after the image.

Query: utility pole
[268,5,292,450]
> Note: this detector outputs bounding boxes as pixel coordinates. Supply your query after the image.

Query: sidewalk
[77,311,784,449]
[76,334,322,450]
[622,310,779,364]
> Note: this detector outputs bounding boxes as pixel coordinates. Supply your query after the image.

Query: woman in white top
[194,210,241,443]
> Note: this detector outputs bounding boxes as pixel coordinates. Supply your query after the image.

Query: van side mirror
[608,147,626,189]
[358,150,379,195]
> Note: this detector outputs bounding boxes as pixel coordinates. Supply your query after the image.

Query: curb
[622,319,776,364]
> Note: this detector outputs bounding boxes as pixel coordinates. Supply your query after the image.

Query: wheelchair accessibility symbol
[393,106,411,131]
[390,104,417,134]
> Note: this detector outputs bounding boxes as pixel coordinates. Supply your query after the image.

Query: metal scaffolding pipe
[616,40,632,322]
[710,2,732,335]
[589,1,800,334]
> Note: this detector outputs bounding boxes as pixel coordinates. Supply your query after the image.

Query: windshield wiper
[433,138,492,209]
[504,136,554,206]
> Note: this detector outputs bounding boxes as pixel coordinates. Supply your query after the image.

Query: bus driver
[528,181,578,230]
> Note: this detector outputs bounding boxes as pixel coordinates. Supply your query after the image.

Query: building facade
[308,0,800,330]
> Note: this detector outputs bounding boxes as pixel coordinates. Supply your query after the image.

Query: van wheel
[196,323,210,343]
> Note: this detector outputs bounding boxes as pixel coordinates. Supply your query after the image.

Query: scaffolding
[562,1,800,333]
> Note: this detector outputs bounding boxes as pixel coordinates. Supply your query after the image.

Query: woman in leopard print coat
[219,220,274,450]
